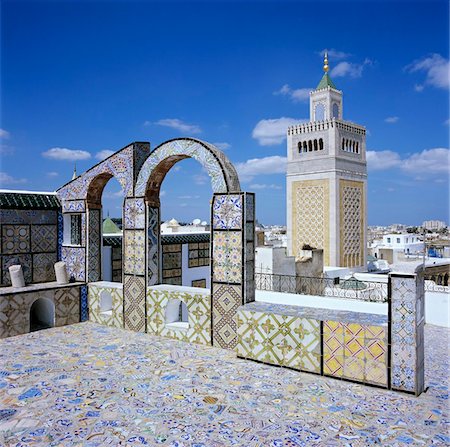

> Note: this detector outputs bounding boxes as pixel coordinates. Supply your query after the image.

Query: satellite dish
[193,218,201,225]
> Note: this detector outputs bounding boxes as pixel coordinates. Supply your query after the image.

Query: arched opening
[315,103,325,121]
[308,140,313,151]
[313,139,318,151]
[342,138,345,151]
[30,298,55,332]
[297,142,302,153]
[165,298,189,330]
[303,141,307,152]
[99,290,113,315]
[319,138,324,150]
[332,103,339,119]
[86,175,125,283]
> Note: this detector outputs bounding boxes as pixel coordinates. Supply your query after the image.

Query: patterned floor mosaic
[0,322,448,446]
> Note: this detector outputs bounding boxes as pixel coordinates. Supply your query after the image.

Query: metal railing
[255,272,388,303]
[424,281,449,293]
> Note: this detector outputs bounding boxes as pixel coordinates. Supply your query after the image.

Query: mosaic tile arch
[135,138,241,197]
[56,142,150,201]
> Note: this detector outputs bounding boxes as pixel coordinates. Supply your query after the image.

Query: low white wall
[255,290,387,315]
[425,291,450,327]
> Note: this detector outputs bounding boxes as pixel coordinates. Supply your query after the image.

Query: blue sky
[1,0,448,226]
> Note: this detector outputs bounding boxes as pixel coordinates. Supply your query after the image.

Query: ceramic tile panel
[80,285,89,321]
[1,285,82,338]
[237,308,321,373]
[124,230,145,275]
[2,225,30,254]
[124,275,146,332]
[61,246,86,282]
[62,200,85,213]
[87,209,101,282]
[30,224,58,254]
[88,283,123,329]
[212,231,242,283]
[147,286,211,346]
[54,287,81,326]
[57,212,63,260]
[212,283,243,349]
[32,253,57,283]
[212,195,243,230]
[2,254,32,285]
[245,192,255,222]
[124,198,145,229]
[147,206,160,285]
[324,320,388,386]
[0,209,57,225]
[390,273,424,395]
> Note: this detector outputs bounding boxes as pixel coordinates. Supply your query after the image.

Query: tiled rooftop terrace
[0,322,448,446]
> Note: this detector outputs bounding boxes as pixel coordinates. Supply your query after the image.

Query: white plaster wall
[255,289,387,315]
[255,246,296,276]
[425,291,450,327]
[181,244,210,288]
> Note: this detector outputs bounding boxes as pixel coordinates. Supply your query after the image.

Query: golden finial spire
[72,163,77,180]
[323,50,329,73]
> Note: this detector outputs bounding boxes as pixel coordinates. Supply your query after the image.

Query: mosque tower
[286,52,367,269]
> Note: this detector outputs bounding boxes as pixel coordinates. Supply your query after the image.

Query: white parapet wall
[255,289,388,315]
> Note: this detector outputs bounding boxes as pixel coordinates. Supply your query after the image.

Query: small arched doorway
[30,298,55,332]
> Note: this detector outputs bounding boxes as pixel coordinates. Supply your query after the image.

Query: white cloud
[46,172,59,177]
[274,84,311,103]
[252,117,304,146]
[193,174,208,185]
[42,147,91,161]
[95,150,115,160]
[153,118,201,134]
[331,58,372,78]
[384,116,399,124]
[0,129,10,139]
[401,148,449,175]
[160,190,167,197]
[366,150,401,170]
[235,155,287,182]
[406,54,449,90]
[0,172,27,185]
[213,142,231,151]
[103,190,123,199]
[444,119,450,126]
[178,195,200,199]
[414,84,424,92]
[249,183,282,190]
[319,49,351,60]
[367,148,449,176]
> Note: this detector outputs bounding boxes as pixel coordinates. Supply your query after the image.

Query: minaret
[286,52,367,269]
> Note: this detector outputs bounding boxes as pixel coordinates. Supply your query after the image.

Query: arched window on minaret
[308,140,313,151]
[303,141,307,152]
[314,139,318,151]
[332,103,339,119]
[319,138,324,150]
[315,103,325,121]
[342,138,345,151]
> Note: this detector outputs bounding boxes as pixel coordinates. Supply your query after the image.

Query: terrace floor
[0,322,448,446]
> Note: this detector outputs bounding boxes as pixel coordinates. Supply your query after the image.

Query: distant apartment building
[423,220,447,231]
[370,233,423,264]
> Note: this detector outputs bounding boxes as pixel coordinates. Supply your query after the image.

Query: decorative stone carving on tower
[287,52,367,269]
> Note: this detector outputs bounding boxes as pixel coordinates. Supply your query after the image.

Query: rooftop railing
[255,272,388,303]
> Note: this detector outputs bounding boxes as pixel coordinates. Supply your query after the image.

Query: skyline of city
[0,0,448,225]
